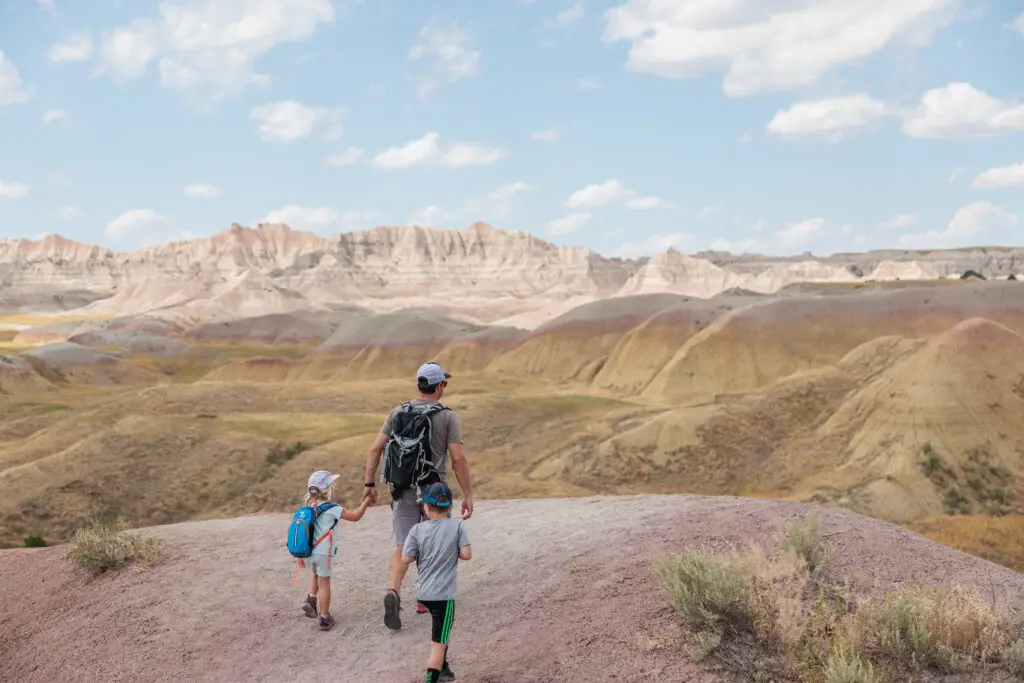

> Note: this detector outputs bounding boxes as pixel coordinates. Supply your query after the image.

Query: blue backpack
[287,502,339,558]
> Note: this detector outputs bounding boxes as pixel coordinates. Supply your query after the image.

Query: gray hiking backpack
[381,401,448,492]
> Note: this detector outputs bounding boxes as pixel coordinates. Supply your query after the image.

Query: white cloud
[442,143,507,167]
[59,206,82,219]
[0,181,29,199]
[459,181,533,221]
[613,232,693,258]
[576,78,602,90]
[971,163,1024,189]
[1011,12,1024,35]
[372,132,506,170]
[42,109,68,124]
[902,82,1024,139]
[531,128,559,142]
[408,19,480,100]
[566,179,669,211]
[375,133,441,170]
[699,204,722,219]
[96,19,161,82]
[326,147,364,166]
[567,180,628,208]
[339,210,380,226]
[48,34,93,63]
[94,0,333,100]
[603,0,957,97]
[0,50,31,107]
[709,237,763,253]
[948,167,967,184]
[263,205,338,230]
[250,100,343,143]
[775,218,826,247]
[547,213,592,235]
[183,184,220,198]
[409,205,450,227]
[407,182,533,228]
[38,0,54,6]
[545,2,585,27]
[879,213,918,229]
[106,209,170,238]
[898,202,1017,248]
[626,196,668,210]
[766,94,890,141]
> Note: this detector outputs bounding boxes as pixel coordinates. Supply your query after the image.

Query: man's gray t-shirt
[402,518,470,601]
[380,399,463,480]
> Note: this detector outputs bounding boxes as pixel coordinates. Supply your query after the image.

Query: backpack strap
[312,503,340,547]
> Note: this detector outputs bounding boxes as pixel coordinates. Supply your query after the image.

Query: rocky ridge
[1,222,1021,324]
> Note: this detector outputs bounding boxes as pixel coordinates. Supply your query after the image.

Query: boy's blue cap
[421,482,453,507]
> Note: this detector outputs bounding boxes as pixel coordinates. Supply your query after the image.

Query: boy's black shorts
[419,599,455,644]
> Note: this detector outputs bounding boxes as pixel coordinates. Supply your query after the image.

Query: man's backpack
[381,401,449,492]
[287,502,339,558]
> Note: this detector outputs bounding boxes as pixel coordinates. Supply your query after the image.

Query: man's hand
[363,485,378,505]
[461,495,474,520]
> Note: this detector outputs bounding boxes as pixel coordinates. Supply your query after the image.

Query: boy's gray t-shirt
[402,517,470,601]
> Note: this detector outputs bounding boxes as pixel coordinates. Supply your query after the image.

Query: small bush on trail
[24,535,47,547]
[65,520,161,575]
[782,515,834,573]
[822,648,879,683]
[655,516,1018,681]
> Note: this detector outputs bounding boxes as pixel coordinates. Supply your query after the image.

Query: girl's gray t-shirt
[402,517,470,601]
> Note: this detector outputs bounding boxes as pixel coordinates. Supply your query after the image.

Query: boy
[401,482,472,683]
[298,470,371,631]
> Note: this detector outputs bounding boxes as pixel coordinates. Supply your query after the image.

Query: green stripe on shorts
[441,600,454,644]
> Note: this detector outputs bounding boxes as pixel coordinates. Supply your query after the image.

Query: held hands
[362,484,378,505]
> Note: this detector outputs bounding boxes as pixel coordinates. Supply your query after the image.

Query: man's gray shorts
[391,486,452,546]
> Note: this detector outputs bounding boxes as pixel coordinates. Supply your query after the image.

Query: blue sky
[0,0,1022,258]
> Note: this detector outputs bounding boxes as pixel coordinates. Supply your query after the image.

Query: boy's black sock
[425,668,440,683]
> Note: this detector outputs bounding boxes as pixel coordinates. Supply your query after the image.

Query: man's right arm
[363,426,390,504]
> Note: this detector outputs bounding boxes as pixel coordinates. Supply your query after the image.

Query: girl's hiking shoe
[302,594,318,618]
[384,589,402,630]
[417,602,429,614]
[318,614,335,631]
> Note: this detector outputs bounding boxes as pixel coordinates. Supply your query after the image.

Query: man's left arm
[447,412,473,520]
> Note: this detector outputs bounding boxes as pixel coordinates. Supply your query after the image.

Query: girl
[298,470,370,631]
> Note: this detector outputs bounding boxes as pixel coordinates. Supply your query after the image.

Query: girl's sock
[425,668,440,683]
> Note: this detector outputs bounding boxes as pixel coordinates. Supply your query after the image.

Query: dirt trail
[3,494,1024,683]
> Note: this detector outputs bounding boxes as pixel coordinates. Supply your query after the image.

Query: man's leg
[384,488,422,631]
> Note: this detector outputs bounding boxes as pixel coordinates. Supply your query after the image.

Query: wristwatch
[364,482,375,487]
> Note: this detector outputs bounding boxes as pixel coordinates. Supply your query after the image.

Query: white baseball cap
[416,361,451,386]
[307,470,340,494]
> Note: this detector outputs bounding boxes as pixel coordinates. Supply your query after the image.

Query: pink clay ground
[3,494,1024,683]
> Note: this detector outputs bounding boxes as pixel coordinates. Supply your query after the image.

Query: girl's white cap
[307,470,340,493]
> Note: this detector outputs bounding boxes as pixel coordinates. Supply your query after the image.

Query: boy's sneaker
[318,613,335,631]
[439,663,456,681]
[302,594,318,618]
[384,589,402,631]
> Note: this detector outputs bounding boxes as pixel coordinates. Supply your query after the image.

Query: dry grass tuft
[656,516,1019,681]
[65,519,163,576]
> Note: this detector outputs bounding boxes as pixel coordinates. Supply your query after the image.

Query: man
[363,360,474,631]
